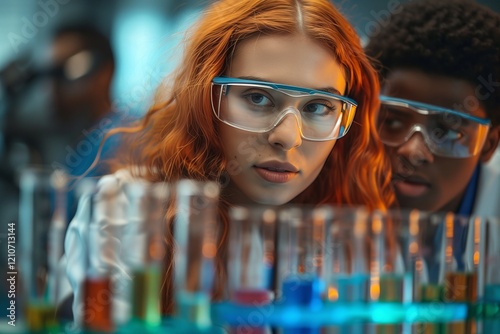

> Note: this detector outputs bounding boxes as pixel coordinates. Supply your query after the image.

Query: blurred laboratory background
[1,0,499,327]
[0,0,499,217]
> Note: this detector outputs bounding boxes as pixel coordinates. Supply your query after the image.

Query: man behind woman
[366,0,500,217]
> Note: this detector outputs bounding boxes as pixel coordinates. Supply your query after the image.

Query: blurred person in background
[44,24,124,178]
[2,23,121,181]
[0,23,125,314]
[1,23,123,214]
[365,0,500,218]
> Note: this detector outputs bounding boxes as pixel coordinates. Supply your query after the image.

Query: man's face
[48,33,98,122]
[381,69,489,212]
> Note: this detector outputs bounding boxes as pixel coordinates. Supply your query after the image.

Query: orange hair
[112,0,395,313]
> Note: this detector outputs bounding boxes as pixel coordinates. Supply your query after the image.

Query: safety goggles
[211,77,357,141]
[43,50,104,82]
[377,96,491,158]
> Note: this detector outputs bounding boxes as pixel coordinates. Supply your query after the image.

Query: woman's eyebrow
[317,87,342,95]
[237,76,342,95]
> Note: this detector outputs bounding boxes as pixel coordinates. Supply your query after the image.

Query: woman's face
[219,33,347,206]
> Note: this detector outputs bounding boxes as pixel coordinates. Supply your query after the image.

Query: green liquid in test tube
[379,274,404,303]
[416,284,445,334]
[123,180,169,329]
[19,168,69,333]
[481,217,500,333]
[483,284,500,332]
[25,302,59,333]
[176,291,212,328]
[131,266,162,326]
[375,274,405,334]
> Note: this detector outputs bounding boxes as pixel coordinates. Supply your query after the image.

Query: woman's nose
[267,112,303,150]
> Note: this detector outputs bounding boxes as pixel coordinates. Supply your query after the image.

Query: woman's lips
[253,163,299,183]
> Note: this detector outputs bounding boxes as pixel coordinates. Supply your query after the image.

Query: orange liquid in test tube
[83,276,114,332]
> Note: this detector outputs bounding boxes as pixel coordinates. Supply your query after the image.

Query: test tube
[82,178,120,333]
[479,217,500,333]
[227,206,277,334]
[277,206,329,334]
[410,212,477,334]
[173,179,220,329]
[122,180,169,328]
[324,206,369,303]
[443,213,478,334]
[19,166,68,332]
[369,209,418,334]
[407,211,445,334]
[372,210,418,302]
[323,206,369,334]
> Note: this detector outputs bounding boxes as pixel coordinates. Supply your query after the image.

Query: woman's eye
[303,102,336,116]
[244,93,273,107]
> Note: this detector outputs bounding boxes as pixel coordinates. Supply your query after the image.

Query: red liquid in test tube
[231,289,271,334]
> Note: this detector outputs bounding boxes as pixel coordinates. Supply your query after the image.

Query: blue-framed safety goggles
[211,77,357,141]
[377,96,491,158]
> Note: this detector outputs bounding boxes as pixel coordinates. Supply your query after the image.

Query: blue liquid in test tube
[334,274,369,303]
[281,274,323,334]
[331,274,369,334]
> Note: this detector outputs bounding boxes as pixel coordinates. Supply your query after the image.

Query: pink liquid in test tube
[231,289,271,334]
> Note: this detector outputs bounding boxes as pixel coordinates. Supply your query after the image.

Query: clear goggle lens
[211,77,357,141]
[377,96,491,158]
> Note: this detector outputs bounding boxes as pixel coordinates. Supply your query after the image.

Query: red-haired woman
[63,0,394,323]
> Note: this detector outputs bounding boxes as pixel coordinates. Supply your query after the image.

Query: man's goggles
[377,96,491,158]
[211,77,357,141]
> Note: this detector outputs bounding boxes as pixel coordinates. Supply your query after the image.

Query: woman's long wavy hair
[113,0,394,314]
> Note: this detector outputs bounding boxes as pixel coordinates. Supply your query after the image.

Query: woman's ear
[480,124,500,163]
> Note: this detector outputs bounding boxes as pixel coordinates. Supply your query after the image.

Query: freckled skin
[219,34,346,206]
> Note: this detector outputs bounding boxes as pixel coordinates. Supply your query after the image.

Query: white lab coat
[474,149,500,218]
[61,169,137,326]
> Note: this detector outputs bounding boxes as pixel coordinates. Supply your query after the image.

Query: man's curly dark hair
[364,0,500,125]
